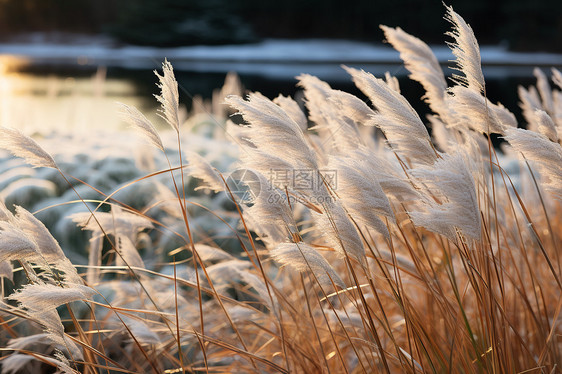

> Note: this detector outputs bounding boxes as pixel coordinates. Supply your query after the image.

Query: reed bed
[0,6,560,373]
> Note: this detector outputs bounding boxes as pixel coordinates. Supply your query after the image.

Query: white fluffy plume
[327,89,378,151]
[552,68,562,89]
[328,89,376,127]
[119,103,164,151]
[518,85,543,132]
[381,25,447,115]
[534,68,554,114]
[504,127,562,199]
[408,152,481,241]
[273,94,308,132]
[328,155,393,238]
[186,151,224,192]
[242,170,297,244]
[298,76,367,151]
[534,110,559,142]
[271,242,345,289]
[344,66,437,165]
[445,5,485,93]
[0,128,57,169]
[0,222,39,262]
[14,207,82,284]
[10,283,96,311]
[238,148,295,190]
[446,86,517,134]
[155,59,181,132]
[314,201,366,265]
[296,74,333,129]
[7,283,95,371]
[226,92,318,171]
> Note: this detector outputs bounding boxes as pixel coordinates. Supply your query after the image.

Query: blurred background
[1,0,561,50]
[0,0,561,132]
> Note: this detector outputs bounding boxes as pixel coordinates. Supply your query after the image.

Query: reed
[0,6,560,373]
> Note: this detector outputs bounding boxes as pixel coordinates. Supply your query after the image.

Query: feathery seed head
[273,94,308,132]
[534,110,558,142]
[445,6,485,93]
[119,103,164,151]
[9,283,96,311]
[0,222,39,262]
[552,67,562,89]
[409,152,481,240]
[505,127,562,199]
[344,66,437,164]
[0,127,57,169]
[315,201,366,265]
[381,25,443,86]
[533,67,554,114]
[328,155,393,238]
[226,93,318,170]
[154,59,181,132]
[272,242,346,289]
[446,86,516,134]
[187,151,224,192]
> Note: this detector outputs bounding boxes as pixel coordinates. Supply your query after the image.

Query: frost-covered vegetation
[0,6,561,373]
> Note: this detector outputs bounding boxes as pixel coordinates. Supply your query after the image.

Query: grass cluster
[0,6,560,373]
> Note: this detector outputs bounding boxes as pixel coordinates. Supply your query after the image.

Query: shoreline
[1,38,561,80]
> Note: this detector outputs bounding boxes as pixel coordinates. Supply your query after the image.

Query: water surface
[0,56,538,134]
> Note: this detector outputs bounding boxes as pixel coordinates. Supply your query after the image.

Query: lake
[0,53,542,134]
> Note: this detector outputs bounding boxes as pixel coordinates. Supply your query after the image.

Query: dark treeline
[0,0,560,52]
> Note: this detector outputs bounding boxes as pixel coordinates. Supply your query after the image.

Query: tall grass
[0,6,561,373]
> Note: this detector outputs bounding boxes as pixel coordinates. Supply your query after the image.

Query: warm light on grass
[0,6,560,374]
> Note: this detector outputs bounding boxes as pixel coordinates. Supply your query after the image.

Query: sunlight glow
[0,56,151,134]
